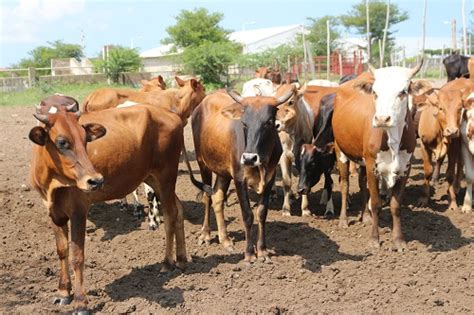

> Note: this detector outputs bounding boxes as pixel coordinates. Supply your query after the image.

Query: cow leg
[446,139,461,211]
[279,154,292,216]
[144,183,160,230]
[322,172,334,216]
[454,157,463,194]
[256,174,275,262]
[174,195,187,270]
[69,207,89,312]
[461,147,473,213]
[366,159,381,249]
[432,155,445,183]
[131,188,143,218]
[234,179,256,263]
[301,194,311,216]
[157,184,179,271]
[119,197,127,211]
[390,173,409,252]
[212,176,234,251]
[197,166,212,246]
[335,145,350,228]
[419,143,433,207]
[358,166,371,223]
[50,216,72,306]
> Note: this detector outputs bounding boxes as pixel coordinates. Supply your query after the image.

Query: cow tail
[181,140,213,196]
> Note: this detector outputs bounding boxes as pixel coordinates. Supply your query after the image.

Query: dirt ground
[1,104,473,314]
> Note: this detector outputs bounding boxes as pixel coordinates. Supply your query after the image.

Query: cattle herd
[26,52,474,313]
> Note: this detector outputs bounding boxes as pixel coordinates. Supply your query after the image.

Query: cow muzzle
[372,115,392,128]
[240,153,261,166]
[443,127,459,138]
[78,174,104,191]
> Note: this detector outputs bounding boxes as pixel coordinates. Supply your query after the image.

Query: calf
[333,64,421,251]
[460,93,474,213]
[192,90,293,262]
[29,103,187,313]
[297,93,336,216]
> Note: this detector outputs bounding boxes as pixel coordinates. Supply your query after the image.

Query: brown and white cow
[29,103,187,313]
[192,90,293,262]
[333,64,421,251]
[460,92,474,213]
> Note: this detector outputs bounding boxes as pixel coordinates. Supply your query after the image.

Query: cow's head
[356,62,423,129]
[29,105,106,192]
[175,76,206,119]
[438,81,473,138]
[297,143,334,194]
[222,89,294,167]
[275,84,298,132]
[37,94,79,115]
[140,75,166,92]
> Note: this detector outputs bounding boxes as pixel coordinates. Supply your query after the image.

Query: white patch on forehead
[372,67,411,94]
[242,78,275,97]
[117,101,139,108]
[48,106,58,114]
[375,149,412,188]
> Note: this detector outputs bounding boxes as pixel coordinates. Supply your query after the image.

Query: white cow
[241,78,276,97]
[460,93,474,213]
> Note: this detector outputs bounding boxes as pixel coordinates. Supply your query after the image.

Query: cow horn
[227,89,244,104]
[75,111,81,119]
[276,90,295,106]
[410,59,424,77]
[33,113,49,125]
[65,103,76,112]
[368,63,377,74]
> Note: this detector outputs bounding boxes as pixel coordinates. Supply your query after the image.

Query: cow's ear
[83,123,106,142]
[221,103,244,120]
[158,75,166,88]
[409,80,432,96]
[175,76,185,87]
[354,80,373,94]
[191,78,200,91]
[29,126,47,146]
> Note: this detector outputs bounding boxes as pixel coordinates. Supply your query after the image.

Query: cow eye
[398,90,407,99]
[55,137,71,151]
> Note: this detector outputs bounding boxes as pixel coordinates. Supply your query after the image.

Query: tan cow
[29,103,187,313]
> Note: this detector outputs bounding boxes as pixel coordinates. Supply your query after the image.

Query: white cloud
[0,0,85,44]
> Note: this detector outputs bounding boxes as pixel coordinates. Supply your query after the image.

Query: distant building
[139,24,306,74]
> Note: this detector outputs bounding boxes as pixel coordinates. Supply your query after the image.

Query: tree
[96,46,141,83]
[165,8,240,86]
[163,8,230,48]
[236,43,303,73]
[341,0,408,65]
[306,16,341,56]
[17,40,83,68]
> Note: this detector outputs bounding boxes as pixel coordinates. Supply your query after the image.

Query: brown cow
[29,103,187,313]
[255,67,282,84]
[192,90,293,262]
[37,94,80,114]
[140,75,166,92]
[333,64,421,251]
[437,78,474,210]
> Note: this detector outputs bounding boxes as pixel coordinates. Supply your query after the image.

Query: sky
[0,0,472,67]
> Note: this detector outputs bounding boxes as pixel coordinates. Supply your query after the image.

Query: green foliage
[236,43,304,73]
[341,0,408,64]
[96,46,142,83]
[182,41,240,86]
[306,16,341,56]
[17,40,83,69]
[163,8,230,48]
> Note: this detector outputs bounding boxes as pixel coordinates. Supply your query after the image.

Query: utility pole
[451,19,457,52]
[462,0,467,55]
[366,0,371,63]
[327,19,330,80]
[421,0,427,56]
[381,0,390,66]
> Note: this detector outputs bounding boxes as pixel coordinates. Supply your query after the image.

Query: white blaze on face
[48,106,58,114]
[372,67,412,128]
[241,78,276,97]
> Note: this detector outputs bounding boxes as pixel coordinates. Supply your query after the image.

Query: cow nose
[444,127,459,138]
[374,115,391,127]
[87,175,104,191]
[241,153,260,166]
[275,121,282,131]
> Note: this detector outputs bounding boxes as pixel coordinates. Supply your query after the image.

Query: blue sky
[0,0,472,67]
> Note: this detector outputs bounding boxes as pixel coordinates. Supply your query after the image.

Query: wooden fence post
[28,67,37,87]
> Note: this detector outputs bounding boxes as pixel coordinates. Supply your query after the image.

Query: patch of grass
[0,82,127,107]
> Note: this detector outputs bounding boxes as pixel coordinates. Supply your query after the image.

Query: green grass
[0,82,127,107]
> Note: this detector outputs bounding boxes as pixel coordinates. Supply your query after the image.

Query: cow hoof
[198,234,211,246]
[258,255,272,264]
[448,203,459,212]
[73,309,91,315]
[338,219,349,228]
[393,239,407,252]
[244,254,257,264]
[161,260,175,272]
[282,210,291,216]
[461,206,472,214]
[368,238,381,249]
[301,209,312,217]
[148,223,158,231]
[175,260,187,271]
[52,295,72,305]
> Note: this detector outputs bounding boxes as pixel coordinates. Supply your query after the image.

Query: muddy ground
[1,105,473,314]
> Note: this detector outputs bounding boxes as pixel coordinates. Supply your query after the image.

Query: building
[139,24,306,74]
